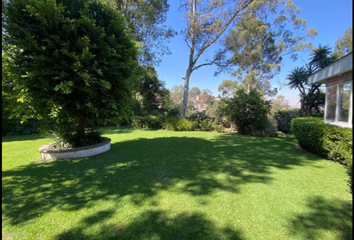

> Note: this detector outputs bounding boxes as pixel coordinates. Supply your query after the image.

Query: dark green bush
[130,115,164,129]
[167,108,180,118]
[225,88,273,137]
[274,109,300,133]
[291,117,352,192]
[291,117,352,161]
[2,117,41,136]
[188,112,209,123]
[252,117,278,137]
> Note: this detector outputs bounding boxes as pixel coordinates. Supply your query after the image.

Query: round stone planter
[39,137,111,160]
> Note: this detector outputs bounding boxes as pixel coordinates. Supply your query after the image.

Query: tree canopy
[334,27,352,58]
[3,0,139,144]
[179,0,317,117]
[104,0,176,66]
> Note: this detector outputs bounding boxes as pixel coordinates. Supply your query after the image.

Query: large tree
[218,79,238,98]
[138,65,170,113]
[218,1,317,97]
[105,0,176,65]
[334,27,352,58]
[179,0,317,117]
[3,0,139,145]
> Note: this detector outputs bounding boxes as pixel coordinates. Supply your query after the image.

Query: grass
[2,128,352,240]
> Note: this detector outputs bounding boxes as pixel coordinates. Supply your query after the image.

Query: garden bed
[39,137,111,160]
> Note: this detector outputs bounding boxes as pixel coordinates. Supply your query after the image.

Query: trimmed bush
[291,117,352,161]
[274,109,300,133]
[291,117,352,192]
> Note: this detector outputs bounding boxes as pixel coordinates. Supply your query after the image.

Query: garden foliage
[164,117,195,131]
[291,117,352,193]
[225,88,276,137]
[130,115,165,129]
[274,109,300,133]
[3,0,139,146]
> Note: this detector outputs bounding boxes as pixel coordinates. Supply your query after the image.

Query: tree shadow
[99,127,134,135]
[288,196,353,240]
[54,209,244,240]
[2,134,43,142]
[3,134,320,225]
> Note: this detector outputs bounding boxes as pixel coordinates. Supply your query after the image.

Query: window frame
[324,80,352,128]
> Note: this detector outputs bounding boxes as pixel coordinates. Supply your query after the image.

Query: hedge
[291,117,352,193]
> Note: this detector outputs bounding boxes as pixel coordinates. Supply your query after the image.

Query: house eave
[308,52,352,85]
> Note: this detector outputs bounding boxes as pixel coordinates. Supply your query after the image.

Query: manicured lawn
[2,128,352,240]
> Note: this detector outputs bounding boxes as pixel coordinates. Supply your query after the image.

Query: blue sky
[155,0,352,107]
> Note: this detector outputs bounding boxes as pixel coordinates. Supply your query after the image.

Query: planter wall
[39,137,111,160]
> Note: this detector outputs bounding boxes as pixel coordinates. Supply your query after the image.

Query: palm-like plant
[287,44,334,116]
[309,45,339,69]
[287,66,307,94]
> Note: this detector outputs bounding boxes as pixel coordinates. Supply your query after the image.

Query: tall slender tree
[180,0,255,117]
[179,0,317,117]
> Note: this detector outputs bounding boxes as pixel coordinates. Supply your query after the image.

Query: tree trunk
[76,119,86,137]
[182,70,192,118]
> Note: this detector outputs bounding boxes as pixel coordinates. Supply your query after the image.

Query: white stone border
[39,137,111,160]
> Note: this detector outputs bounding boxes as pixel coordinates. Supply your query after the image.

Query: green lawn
[2,128,352,240]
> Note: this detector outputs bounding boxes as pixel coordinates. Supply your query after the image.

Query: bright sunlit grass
[2,128,352,240]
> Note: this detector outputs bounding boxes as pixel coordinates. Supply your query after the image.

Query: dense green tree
[334,27,352,58]
[138,65,169,113]
[3,0,139,145]
[225,88,274,136]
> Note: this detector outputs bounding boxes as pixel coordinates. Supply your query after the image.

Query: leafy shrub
[52,127,102,148]
[167,108,180,118]
[188,112,224,132]
[2,117,41,136]
[225,88,273,136]
[253,117,278,137]
[291,117,352,192]
[130,115,164,129]
[291,117,352,161]
[164,117,194,131]
[274,109,300,133]
[189,112,209,123]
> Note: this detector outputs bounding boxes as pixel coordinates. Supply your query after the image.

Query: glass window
[326,86,337,121]
[338,82,351,122]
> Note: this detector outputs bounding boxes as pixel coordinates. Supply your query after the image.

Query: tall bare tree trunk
[182,70,192,118]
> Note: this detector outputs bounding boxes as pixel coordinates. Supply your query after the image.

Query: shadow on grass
[54,209,244,240]
[3,134,320,226]
[2,134,43,143]
[289,196,353,240]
